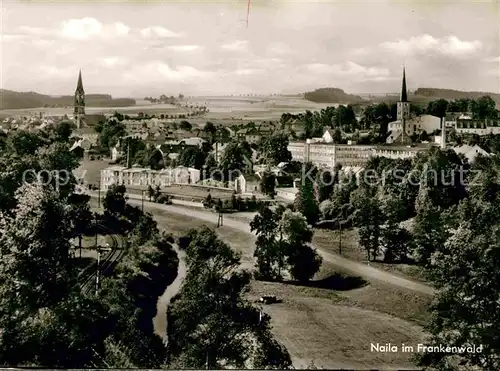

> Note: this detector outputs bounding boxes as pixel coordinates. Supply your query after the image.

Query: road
[90,193,434,296]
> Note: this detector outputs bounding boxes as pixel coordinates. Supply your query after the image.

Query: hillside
[414,88,500,104]
[304,88,365,104]
[0,89,136,110]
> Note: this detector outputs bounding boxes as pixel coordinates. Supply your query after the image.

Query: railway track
[77,233,127,296]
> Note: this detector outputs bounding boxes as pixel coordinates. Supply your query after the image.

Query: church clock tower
[74,70,86,129]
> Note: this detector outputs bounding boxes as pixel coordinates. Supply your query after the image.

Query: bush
[157,194,172,204]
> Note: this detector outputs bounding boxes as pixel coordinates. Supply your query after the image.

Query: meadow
[0,95,336,122]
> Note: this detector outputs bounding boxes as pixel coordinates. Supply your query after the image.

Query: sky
[1,0,499,98]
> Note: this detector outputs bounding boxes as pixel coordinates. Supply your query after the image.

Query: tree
[352,188,382,261]
[55,121,74,142]
[10,130,47,156]
[260,171,276,198]
[316,169,335,202]
[166,227,292,369]
[418,218,500,370]
[471,95,497,120]
[179,120,192,131]
[103,185,128,222]
[203,122,217,143]
[219,142,252,176]
[334,105,357,132]
[259,134,292,166]
[426,99,449,118]
[97,118,126,152]
[178,147,205,169]
[279,210,322,282]
[250,206,283,280]
[0,181,114,367]
[294,176,319,225]
[411,187,447,266]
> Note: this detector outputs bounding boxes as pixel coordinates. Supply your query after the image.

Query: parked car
[257,295,280,304]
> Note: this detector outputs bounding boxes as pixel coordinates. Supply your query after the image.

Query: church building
[387,68,441,144]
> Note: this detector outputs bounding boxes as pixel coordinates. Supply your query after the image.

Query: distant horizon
[2,1,498,97]
[3,86,499,102]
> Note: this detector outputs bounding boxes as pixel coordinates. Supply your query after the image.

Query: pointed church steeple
[401,67,408,102]
[74,69,86,128]
[76,69,84,92]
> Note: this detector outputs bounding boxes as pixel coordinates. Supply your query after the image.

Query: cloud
[58,18,130,40]
[38,65,76,78]
[220,40,248,52]
[483,56,500,62]
[234,69,265,76]
[167,45,201,52]
[266,42,294,56]
[98,57,128,68]
[123,61,211,83]
[305,61,390,79]
[32,39,55,48]
[139,26,182,39]
[2,34,27,42]
[19,26,50,36]
[381,34,482,57]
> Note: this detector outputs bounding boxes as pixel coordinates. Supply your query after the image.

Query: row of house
[236,123,275,143]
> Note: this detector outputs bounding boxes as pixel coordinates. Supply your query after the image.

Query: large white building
[100,165,200,191]
[287,139,430,169]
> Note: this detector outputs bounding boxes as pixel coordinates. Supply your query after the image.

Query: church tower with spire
[396,67,411,144]
[74,70,86,129]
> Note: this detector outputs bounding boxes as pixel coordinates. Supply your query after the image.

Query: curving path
[153,243,187,343]
[90,193,434,296]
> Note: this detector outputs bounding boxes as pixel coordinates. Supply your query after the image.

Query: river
[152,244,187,344]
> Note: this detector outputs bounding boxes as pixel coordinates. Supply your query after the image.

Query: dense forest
[0,89,136,110]
[414,88,500,104]
[303,88,365,104]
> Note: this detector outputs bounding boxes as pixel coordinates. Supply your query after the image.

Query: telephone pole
[141,190,145,212]
[338,209,343,255]
[97,179,101,208]
[217,211,223,227]
[96,247,101,296]
[95,243,111,296]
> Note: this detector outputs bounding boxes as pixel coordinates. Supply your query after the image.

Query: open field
[313,227,430,284]
[1,95,336,122]
[0,102,190,117]
[134,203,429,369]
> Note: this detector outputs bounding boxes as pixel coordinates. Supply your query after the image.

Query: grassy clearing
[145,208,428,369]
[87,198,430,369]
[313,227,430,284]
[249,276,427,369]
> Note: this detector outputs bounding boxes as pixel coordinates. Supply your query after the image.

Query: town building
[288,130,433,169]
[454,119,500,135]
[69,138,92,159]
[73,70,86,129]
[100,164,200,192]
